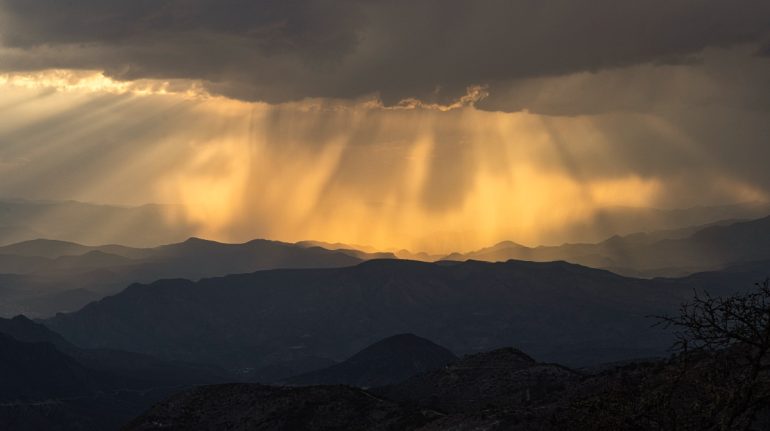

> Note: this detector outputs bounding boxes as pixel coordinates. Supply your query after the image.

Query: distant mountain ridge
[0,199,196,247]
[3,210,770,318]
[1,197,768,261]
[444,215,770,277]
[0,237,366,317]
[0,238,145,259]
[44,258,752,370]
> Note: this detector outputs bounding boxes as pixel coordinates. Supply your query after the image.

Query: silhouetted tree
[658,279,770,431]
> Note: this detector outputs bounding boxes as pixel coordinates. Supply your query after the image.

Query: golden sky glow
[0,69,767,253]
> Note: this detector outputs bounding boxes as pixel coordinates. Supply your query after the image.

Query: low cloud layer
[1,0,768,109]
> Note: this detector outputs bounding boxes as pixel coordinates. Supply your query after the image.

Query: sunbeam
[0,69,767,252]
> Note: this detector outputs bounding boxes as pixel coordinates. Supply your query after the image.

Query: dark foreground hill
[44,259,736,370]
[124,384,436,431]
[0,333,160,430]
[0,316,231,431]
[374,347,578,412]
[124,344,770,431]
[0,333,105,402]
[123,347,579,431]
[283,334,457,387]
[0,315,227,387]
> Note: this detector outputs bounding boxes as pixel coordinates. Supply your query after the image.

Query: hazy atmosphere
[1,2,770,430]
[1,1,769,252]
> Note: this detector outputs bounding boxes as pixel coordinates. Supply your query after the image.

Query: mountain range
[44,256,762,370]
[2,207,770,319]
[443,215,770,277]
[4,303,770,430]
[2,198,768,248]
[0,199,196,247]
[122,338,770,431]
[120,335,581,431]
[1,201,769,429]
[0,237,371,317]
[0,327,457,430]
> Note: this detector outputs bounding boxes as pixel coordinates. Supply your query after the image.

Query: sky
[0,1,769,253]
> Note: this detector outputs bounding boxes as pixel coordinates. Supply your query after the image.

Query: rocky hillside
[124,384,436,431]
[375,347,578,412]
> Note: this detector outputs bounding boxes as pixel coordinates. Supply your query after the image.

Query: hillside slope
[44,259,726,368]
[284,333,457,387]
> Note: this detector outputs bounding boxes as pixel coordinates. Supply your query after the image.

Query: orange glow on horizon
[150,96,667,253]
[0,70,765,254]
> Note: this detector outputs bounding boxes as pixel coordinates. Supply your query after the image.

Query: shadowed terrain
[0,315,231,430]
[4,214,770,318]
[124,341,770,431]
[44,258,754,369]
[0,237,366,317]
[283,333,458,388]
[446,214,770,277]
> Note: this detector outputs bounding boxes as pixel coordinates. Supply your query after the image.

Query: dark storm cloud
[0,0,362,56]
[0,0,769,106]
[476,46,770,115]
[758,42,770,57]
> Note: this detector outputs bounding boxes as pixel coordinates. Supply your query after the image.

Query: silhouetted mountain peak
[11,314,32,323]
[244,238,278,246]
[492,240,530,250]
[347,333,456,362]
[178,237,223,247]
[0,239,90,258]
[183,236,208,243]
[284,333,457,387]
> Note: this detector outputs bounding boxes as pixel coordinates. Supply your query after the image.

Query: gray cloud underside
[1,0,769,109]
